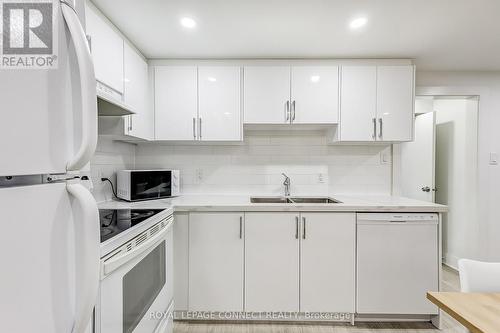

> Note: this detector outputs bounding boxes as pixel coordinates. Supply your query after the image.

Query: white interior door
[291,66,339,124]
[198,66,242,141]
[154,66,198,140]
[243,66,291,124]
[400,112,436,202]
[0,183,93,333]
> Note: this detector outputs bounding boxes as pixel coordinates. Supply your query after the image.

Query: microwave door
[0,0,97,177]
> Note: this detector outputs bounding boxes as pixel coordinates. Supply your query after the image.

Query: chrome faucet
[282,173,291,197]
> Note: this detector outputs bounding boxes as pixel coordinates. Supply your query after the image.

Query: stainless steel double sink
[250,196,342,204]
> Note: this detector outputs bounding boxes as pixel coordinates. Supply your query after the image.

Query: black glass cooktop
[99,209,163,243]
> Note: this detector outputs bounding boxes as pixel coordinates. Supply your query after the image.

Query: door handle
[192,117,196,140]
[302,217,306,239]
[239,216,243,239]
[62,1,97,171]
[66,182,100,333]
[291,100,296,122]
[422,186,436,192]
[285,101,290,122]
[129,115,133,131]
[199,117,202,140]
[378,118,383,139]
[372,118,377,139]
[295,216,299,239]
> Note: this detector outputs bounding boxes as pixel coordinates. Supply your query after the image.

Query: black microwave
[116,170,180,201]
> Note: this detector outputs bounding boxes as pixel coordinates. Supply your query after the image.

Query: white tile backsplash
[90,136,135,203]
[133,131,393,196]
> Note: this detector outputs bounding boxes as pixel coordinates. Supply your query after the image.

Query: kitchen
[1,1,500,333]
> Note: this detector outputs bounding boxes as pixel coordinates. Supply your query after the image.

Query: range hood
[97,90,135,116]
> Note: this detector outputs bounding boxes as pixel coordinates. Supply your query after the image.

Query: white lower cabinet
[245,213,300,312]
[300,213,355,313]
[188,212,244,311]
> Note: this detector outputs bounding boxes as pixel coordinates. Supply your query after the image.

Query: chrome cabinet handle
[285,101,290,122]
[129,115,133,131]
[372,118,377,139]
[295,216,299,239]
[379,118,383,139]
[199,117,202,140]
[291,100,296,122]
[239,216,243,239]
[192,117,196,139]
[302,217,306,239]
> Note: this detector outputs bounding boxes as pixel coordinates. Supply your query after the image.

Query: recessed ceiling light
[310,75,320,83]
[207,77,217,82]
[180,17,196,29]
[349,17,367,29]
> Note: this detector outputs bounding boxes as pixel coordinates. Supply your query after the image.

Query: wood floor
[173,266,467,333]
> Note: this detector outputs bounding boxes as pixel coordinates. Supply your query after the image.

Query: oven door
[98,227,172,333]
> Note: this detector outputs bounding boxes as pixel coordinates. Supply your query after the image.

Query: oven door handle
[103,218,173,276]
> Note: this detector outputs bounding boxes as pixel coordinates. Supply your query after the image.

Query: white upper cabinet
[376,66,414,141]
[340,66,377,141]
[123,43,153,140]
[198,67,242,141]
[243,66,291,124]
[85,2,124,94]
[290,66,339,124]
[339,65,414,142]
[154,66,198,140]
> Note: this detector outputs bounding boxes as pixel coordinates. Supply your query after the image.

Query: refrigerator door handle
[67,182,100,333]
[61,1,98,171]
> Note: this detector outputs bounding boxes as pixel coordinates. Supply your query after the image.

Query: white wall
[134,131,393,196]
[90,136,135,203]
[417,71,500,262]
[433,99,478,268]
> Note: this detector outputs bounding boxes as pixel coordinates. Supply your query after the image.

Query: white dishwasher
[356,213,439,315]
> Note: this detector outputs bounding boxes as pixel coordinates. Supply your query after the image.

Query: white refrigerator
[0,1,100,332]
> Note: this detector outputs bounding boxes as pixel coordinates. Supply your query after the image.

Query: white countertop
[98,194,447,213]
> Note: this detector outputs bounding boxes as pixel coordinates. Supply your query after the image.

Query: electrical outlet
[318,173,325,184]
[490,152,498,165]
[380,152,390,165]
[196,169,204,183]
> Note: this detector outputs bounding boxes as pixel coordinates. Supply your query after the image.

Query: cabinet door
[291,66,339,124]
[300,213,355,313]
[124,43,153,140]
[154,66,197,140]
[339,66,377,141]
[189,213,244,311]
[243,66,291,124]
[85,2,124,93]
[377,66,414,141]
[245,213,299,312]
[198,67,242,141]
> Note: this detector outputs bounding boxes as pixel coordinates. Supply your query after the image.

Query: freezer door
[0,0,97,176]
[0,182,100,333]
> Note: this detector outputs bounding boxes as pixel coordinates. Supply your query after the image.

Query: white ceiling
[91,0,500,70]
